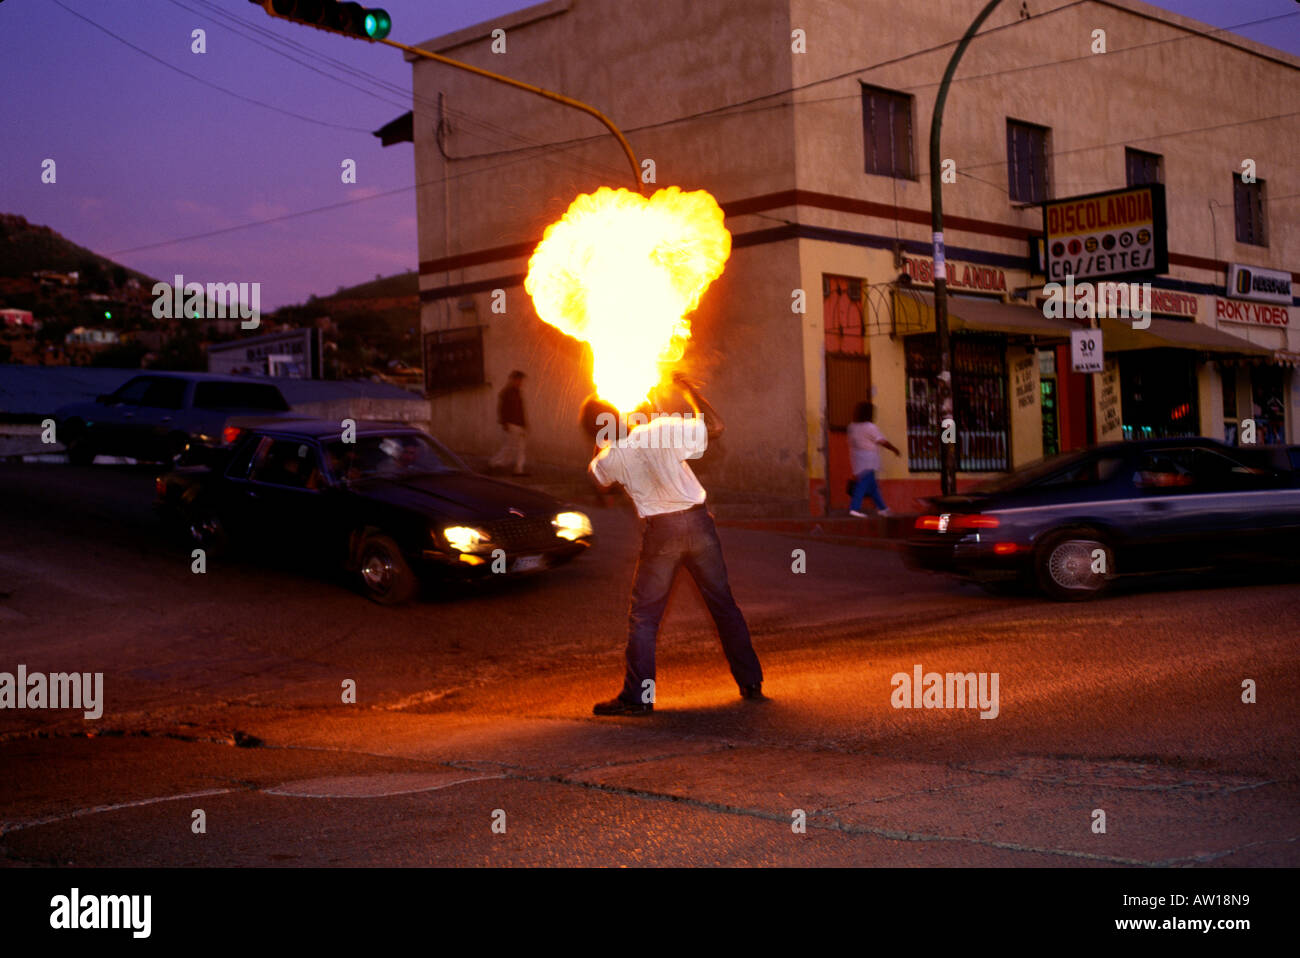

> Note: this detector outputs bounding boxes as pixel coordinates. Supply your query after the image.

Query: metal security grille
[424,325,485,394]
[905,334,1009,472]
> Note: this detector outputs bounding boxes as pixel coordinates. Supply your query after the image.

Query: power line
[172,0,632,183]
[103,1,1300,254]
[48,0,372,132]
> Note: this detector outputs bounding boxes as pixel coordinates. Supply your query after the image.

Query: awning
[1097,317,1272,356]
[893,291,1079,339]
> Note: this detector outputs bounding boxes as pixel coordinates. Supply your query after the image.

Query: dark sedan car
[905,438,1300,600]
[155,420,594,603]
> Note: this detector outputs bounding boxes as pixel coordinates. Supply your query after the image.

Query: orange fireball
[525,186,731,411]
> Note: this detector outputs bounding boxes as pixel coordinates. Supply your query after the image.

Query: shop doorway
[1119,349,1198,440]
[823,275,870,511]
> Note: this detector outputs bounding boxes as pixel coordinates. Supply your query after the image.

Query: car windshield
[323,433,465,482]
[969,449,1100,494]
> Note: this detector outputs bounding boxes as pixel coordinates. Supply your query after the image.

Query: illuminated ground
[1,463,1297,866]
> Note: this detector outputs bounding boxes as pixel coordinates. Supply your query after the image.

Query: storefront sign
[901,257,1008,293]
[1095,359,1122,442]
[1043,185,1168,282]
[1214,298,1290,327]
[1012,354,1036,410]
[1226,263,1293,305]
[1071,328,1104,373]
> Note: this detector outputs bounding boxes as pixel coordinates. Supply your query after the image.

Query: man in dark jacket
[490,370,528,475]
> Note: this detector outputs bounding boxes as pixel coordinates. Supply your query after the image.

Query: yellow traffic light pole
[249,2,642,191]
[378,37,643,193]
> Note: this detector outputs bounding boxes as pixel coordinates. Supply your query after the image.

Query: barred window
[862,84,914,179]
[1234,176,1266,246]
[1125,148,1162,186]
[1006,119,1050,204]
[905,334,1009,472]
[423,325,485,394]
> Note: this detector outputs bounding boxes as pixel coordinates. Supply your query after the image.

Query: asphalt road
[1,462,1297,867]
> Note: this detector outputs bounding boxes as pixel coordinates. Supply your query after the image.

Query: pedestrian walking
[490,370,528,475]
[847,401,900,517]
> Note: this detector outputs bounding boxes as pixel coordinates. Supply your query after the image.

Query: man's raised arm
[672,371,725,440]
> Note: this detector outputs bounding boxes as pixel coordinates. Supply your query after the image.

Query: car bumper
[904,535,1029,580]
[416,539,591,578]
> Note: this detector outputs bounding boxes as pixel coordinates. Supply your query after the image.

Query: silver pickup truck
[55,372,296,465]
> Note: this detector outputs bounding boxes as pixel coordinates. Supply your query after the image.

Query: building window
[861,84,914,179]
[1006,119,1050,204]
[1234,176,1267,246]
[423,325,485,394]
[1125,147,1162,186]
[904,334,1009,472]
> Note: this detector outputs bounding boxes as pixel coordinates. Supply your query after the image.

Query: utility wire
[48,0,372,133]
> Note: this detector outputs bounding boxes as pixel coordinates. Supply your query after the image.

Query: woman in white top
[847,401,901,517]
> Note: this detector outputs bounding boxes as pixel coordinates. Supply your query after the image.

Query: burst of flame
[525,186,731,411]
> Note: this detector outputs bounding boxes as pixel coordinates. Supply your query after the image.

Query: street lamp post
[930,0,1004,495]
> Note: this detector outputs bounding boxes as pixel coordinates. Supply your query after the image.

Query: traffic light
[249,1,392,40]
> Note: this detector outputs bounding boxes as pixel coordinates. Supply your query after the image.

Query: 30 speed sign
[1071,328,1104,373]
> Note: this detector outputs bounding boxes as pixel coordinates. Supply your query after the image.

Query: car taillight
[222,426,243,445]
[155,477,166,496]
[951,515,999,530]
[914,513,999,532]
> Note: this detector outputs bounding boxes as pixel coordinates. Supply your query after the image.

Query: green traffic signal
[364,10,391,38]
[252,0,391,40]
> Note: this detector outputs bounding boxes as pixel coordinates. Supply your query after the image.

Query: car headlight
[442,525,491,554]
[552,511,593,542]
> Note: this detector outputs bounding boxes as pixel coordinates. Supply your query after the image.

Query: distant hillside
[0,214,156,287]
[323,271,418,302]
[270,269,421,376]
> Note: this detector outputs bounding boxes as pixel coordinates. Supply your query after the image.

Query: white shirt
[848,420,888,475]
[589,415,708,517]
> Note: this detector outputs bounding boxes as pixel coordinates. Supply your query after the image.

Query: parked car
[905,438,1300,600]
[154,419,594,603]
[55,372,294,465]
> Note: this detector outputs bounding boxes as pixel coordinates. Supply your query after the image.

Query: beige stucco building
[401,0,1298,514]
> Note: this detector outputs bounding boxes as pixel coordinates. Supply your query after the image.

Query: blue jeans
[850,469,886,512]
[620,504,763,703]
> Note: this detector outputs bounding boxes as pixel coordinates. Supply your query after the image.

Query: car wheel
[356,533,419,605]
[1034,528,1114,601]
[63,421,95,466]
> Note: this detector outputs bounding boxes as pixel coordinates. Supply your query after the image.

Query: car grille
[483,516,558,552]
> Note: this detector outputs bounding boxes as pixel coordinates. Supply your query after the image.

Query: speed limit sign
[1071,328,1104,373]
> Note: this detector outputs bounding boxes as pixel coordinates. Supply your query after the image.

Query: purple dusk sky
[2,0,1297,310]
